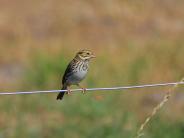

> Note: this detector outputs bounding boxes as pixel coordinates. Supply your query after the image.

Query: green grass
[0,0,184,137]
[0,50,183,138]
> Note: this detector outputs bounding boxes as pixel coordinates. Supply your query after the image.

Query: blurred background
[0,0,184,137]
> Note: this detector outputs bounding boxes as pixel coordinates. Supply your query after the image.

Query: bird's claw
[81,88,87,94]
[66,89,71,95]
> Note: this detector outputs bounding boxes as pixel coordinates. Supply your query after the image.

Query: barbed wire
[0,81,184,95]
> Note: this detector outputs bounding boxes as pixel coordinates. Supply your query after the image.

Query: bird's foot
[66,89,71,95]
[77,84,87,94]
[81,88,87,94]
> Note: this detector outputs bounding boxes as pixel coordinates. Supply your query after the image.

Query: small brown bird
[56,50,95,100]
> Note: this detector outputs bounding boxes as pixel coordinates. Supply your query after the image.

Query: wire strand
[0,81,184,95]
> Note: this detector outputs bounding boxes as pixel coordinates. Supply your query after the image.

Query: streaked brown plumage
[56,50,95,100]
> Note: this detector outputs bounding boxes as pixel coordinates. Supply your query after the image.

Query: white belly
[66,61,89,85]
[68,69,88,85]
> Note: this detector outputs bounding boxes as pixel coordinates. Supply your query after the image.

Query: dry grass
[136,79,184,138]
[0,0,184,137]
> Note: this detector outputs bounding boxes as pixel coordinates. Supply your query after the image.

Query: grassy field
[0,0,184,138]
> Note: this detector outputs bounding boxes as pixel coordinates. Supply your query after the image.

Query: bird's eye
[87,53,90,55]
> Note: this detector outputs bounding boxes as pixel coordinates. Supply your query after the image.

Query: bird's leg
[77,84,87,94]
[66,86,72,95]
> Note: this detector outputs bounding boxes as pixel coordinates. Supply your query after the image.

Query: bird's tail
[56,85,67,100]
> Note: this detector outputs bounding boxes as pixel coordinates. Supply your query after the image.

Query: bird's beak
[91,54,96,58]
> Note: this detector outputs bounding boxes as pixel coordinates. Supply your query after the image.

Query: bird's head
[76,49,95,61]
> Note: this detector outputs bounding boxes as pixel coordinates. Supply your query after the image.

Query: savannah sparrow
[56,50,95,100]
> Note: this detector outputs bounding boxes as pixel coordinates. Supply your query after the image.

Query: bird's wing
[62,60,75,85]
